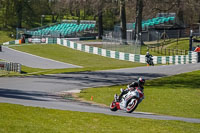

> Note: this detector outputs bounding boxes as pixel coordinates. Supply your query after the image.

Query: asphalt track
[0,47,200,123]
[0,46,81,69]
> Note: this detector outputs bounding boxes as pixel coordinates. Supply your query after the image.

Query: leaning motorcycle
[110,87,144,113]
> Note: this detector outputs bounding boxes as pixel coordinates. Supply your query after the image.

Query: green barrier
[106,50,111,57]
[157,56,162,64]
[124,53,129,61]
[115,51,119,59]
[48,38,54,44]
[134,55,140,62]
[79,37,96,40]
[25,39,29,43]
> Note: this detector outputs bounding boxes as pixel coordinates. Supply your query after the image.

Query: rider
[115,77,145,102]
[145,52,153,64]
[145,51,152,57]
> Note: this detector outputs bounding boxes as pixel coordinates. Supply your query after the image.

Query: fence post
[168,49,170,56]
[18,64,21,73]
[164,48,166,55]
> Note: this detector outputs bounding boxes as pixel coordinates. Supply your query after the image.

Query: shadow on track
[27,72,167,86]
[0,88,55,101]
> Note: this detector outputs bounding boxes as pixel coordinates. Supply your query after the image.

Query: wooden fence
[148,46,188,55]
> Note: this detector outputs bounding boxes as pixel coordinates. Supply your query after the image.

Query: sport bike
[110,87,144,113]
[146,56,154,66]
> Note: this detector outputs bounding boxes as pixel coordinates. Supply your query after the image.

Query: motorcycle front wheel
[126,98,138,113]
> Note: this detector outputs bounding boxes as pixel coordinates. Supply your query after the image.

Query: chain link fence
[102,36,141,54]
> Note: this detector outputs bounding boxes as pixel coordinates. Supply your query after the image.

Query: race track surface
[0,46,81,69]
[0,47,200,123]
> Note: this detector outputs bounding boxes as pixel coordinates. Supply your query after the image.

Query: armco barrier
[3,38,198,64]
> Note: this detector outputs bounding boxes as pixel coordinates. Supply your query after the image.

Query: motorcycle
[146,56,154,66]
[110,87,144,113]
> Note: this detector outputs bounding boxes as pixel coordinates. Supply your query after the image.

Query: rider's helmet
[146,52,149,55]
[138,77,145,87]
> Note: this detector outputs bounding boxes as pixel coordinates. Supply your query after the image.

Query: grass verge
[9,44,145,75]
[0,103,199,133]
[78,70,200,118]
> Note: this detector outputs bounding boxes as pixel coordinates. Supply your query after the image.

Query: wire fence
[148,46,188,55]
[102,36,141,54]
[0,62,21,75]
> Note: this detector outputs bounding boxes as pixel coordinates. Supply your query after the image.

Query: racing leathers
[117,81,144,102]
[145,54,153,64]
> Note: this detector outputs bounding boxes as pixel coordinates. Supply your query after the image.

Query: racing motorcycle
[146,56,154,66]
[110,87,144,113]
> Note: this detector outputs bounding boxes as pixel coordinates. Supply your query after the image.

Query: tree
[134,0,143,44]
[120,0,127,41]
[14,0,24,28]
[97,0,104,39]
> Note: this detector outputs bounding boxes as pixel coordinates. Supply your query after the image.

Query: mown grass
[166,39,189,50]
[10,44,145,75]
[142,38,190,56]
[78,70,200,118]
[0,103,199,133]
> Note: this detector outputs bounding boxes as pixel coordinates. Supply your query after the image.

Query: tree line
[1,0,200,40]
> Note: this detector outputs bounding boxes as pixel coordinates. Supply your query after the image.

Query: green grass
[78,70,200,118]
[142,38,190,56]
[9,44,145,74]
[166,39,189,50]
[0,103,199,133]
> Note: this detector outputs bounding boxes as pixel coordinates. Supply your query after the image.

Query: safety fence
[102,37,141,55]
[57,38,198,64]
[3,38,199,65]
[148,46,188,56]
[0,62,21,74]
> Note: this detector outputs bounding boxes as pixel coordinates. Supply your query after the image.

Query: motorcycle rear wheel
[110,100,118,111]
[126,98,138,113]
